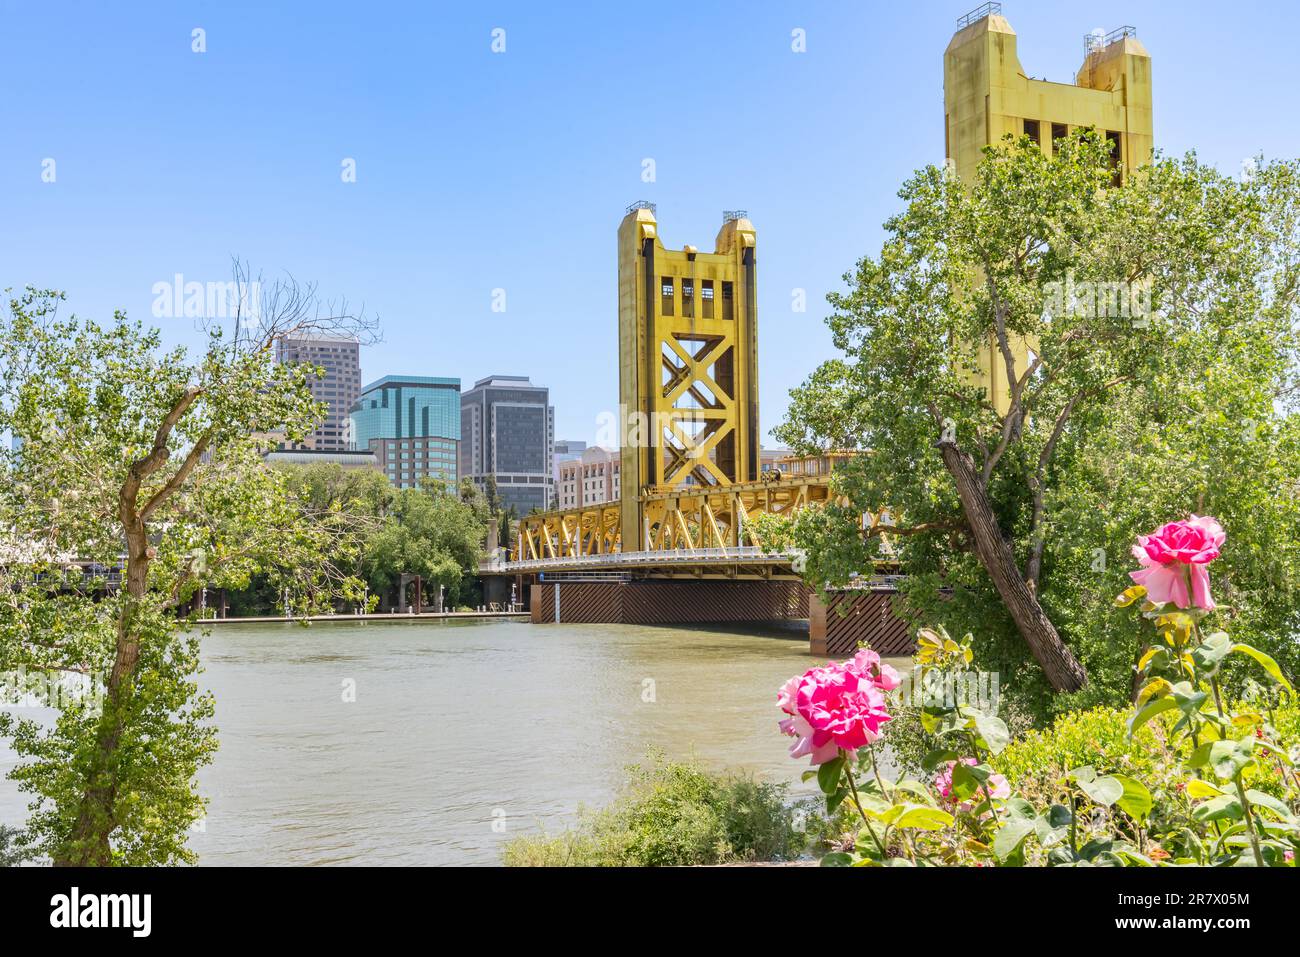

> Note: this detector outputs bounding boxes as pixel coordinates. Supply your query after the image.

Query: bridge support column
[809,590,914,659]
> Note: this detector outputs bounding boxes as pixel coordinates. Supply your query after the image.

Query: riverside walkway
[202,610,528,624]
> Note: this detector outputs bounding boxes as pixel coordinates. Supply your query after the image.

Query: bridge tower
[617,203,760,551]
[944,3,1153,411]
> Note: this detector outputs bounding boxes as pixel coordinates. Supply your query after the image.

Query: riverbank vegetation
[776,517,1299,866]
[224,464,490,616]
[502,752,812,867]
[525,517,1299,867]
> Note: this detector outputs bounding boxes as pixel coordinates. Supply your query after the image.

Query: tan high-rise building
[944,3,1153,410]
[274,336,362,451]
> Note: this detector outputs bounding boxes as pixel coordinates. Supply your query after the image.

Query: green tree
[779,135,1300,704]
[275,462,393,611]
[0,824,37,866]
[0,269,374,865]
[360,484,485,609]
[483,473,502,515]
[458,476,493,525]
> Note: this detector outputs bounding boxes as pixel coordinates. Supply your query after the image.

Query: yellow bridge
[473,201,888,654]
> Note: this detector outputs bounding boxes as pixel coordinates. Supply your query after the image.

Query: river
[0,618,907,866]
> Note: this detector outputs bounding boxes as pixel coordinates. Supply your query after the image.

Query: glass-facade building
[350,376,460,490]
[460,375,554,516]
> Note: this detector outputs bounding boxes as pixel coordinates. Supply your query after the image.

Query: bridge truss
[513,474,834,563]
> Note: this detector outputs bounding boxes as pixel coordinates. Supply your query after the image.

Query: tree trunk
[937,441,1087,692]
[53,525,148,865]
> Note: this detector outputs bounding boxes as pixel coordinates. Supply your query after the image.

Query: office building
[556,446,620,509]
[460,375,554,516]
[274,336,362,451]
[350,375,461,490]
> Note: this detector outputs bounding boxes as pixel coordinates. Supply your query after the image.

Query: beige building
[557,446,621,509]
[274,336,362,451]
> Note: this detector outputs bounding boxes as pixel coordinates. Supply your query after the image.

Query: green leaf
[1170,681,1208,716]
[1112,775,1153,822]
[1077,838,1116,862]
[1244,789,1295,822]
[993,816,1037,861]
[874,804,906,826]
[1229,643,1294,693]
[949,762,982,802]
[920,748,960,773]
[1003,797,1037,819]
[1185,779,1224,799]
[969,709,1011,756]
[1046,803,1073,828]
[826,788,849,815]
[893,805,955,831]
[1191,739,1256,782]
[817,755,845,795]
[1193,631,1232,670]
[820,851,853,867]
[892,779,938,805]
[1192,794,1243,824]
[1070,767,1123,807]
[1128,695,1178,737]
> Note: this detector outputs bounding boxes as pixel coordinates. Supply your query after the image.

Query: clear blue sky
[2,0,1297,446]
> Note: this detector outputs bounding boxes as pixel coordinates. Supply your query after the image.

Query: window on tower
[701,280,715,319]
[660,277,674,316]
[1106,130,1123,186]
[1023,119,1040,147]
[721,281,734,321]
[681,278,694,318]
[1051,123,1068,154]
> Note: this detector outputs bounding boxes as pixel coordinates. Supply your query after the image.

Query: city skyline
[3,1,1298,448]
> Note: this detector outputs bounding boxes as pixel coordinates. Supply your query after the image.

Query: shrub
[994,706,1164,791]
[502,751,810,866]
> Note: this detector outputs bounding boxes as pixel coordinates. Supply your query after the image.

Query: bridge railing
[486,545,801,573]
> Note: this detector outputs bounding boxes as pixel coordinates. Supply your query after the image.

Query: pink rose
[1129,514,1224,610]
[777,654,894,765]
[934,758,1010,807]
[845,648,903,691]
